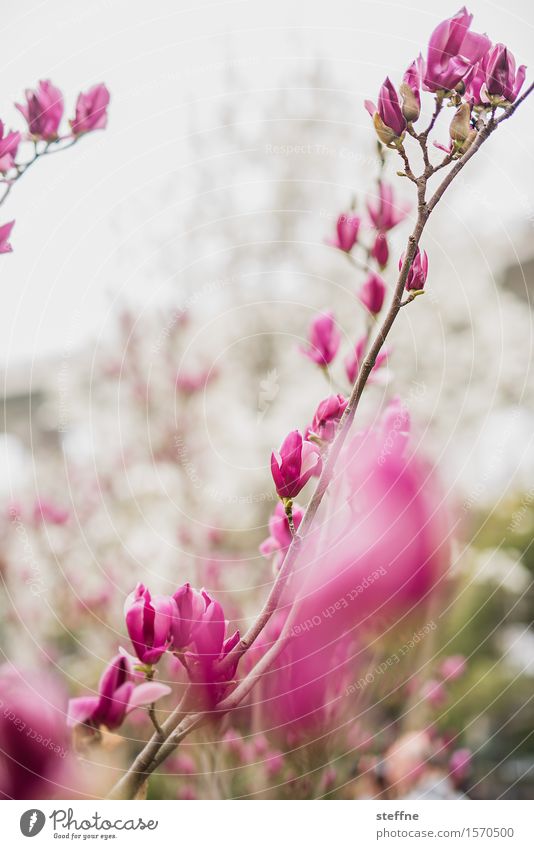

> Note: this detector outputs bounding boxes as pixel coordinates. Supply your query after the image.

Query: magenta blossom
[0,123,20,173]
[449,748,472,786]
[260,501,304,568]
[345,336,389,385]
[300,311,341,367]
[0,220,15,254]
[170,582,206,650]
[371,232,389,267]
[401,57,423,122]
[328,212,360,252]
[71,83,110,134]
[33,498,69,526]
[271,430,322,499]
[67,654,170,732]
[308,394,348,443]
[16,80,64,140]
[187,592,240,707]
[485,44,526,103]
[423,7,491,93]
[400,246,429,291]
[421,678,447,708]
[359,272,387,315]
[464,52,491,105]
[439,654,466,681]
[367,181,410,233]
[365,78,406,143]
[0,665,71,799]
[125,583,174,665]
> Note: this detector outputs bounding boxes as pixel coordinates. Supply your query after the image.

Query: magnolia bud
[372,112,398,146]
[399,82,420,123]
[449,102,472,144]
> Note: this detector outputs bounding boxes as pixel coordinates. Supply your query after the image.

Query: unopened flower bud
[449,102,472,144]
[399,81,420,123]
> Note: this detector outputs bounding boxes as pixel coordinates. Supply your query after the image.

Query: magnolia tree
[0,8,532,801]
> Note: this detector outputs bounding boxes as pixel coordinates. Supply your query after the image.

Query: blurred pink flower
[359,272,387,315]
[71,83,110,134]
[439,654,466,681]
[367,181,410,233]
[328,213,360,252]
[0,123,20,172]
[300,312,341,367]
[260,501,304,568]
[0,220,15,254]
[16,80,64,139]
[344,335,389,385]
[449,747,472,785]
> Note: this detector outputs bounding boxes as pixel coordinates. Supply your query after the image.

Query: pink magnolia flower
[367,181,410,233]
[308,394,348,443]
[0,665,72,799]
[262,429,450,737]
[365,78,406,143]
[187,592,240,708]
[16,80,64,140]
[485,44,526,103]
[124,583,174,665]
[449,748,472,785]
[421,678,447,708]
[379,395,411,459]
[344,335,389,385]
[300,311,341,367]
[271,430,322,499]
[0,123,20,172]
[67,654,170,731]
[359,272,387,315]
[439,654,466,681]
[33,498,69,526]
[371,232,389,267]
[400,246,429,291]
[170,582,206,650]
[464,52,491,105]
[423,7,491,93]
[0,220,15,254]
[260,501,304,568]
[71,83,110,134]
[401,56,423,122]
[328,212,361,252]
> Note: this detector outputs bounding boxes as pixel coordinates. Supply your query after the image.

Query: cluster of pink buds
[0,80,109,253]
[68,582,238,731]
[365,8,525,156]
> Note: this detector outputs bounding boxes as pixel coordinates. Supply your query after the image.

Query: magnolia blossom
[300,311,341,367]
[16,80,64,139]
[423,7,491,93]
[328,212,360,252]
[421,678,447,708]
[71,83,110,134]
[186,592,240,708]
[271,430,322,499]
[449,748,472,785]
[0,122,20,172]
[33,498,69,526]
[308,394,348,443]
[125,583,174,665]
[371,232,389,267]
[485,44,526,103]
[359,272,387,315]
[0,220,15,254]
[367,181,410,233]
[0,666,71,799]
[344,335,389,385]
[170,582,206,650]
[439,654,466,681]
[400,247,429,291]
[67,654,170,731]
[365,78,406,144]
[260,501,304,568]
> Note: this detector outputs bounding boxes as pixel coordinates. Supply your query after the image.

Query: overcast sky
[0,0,532,365]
